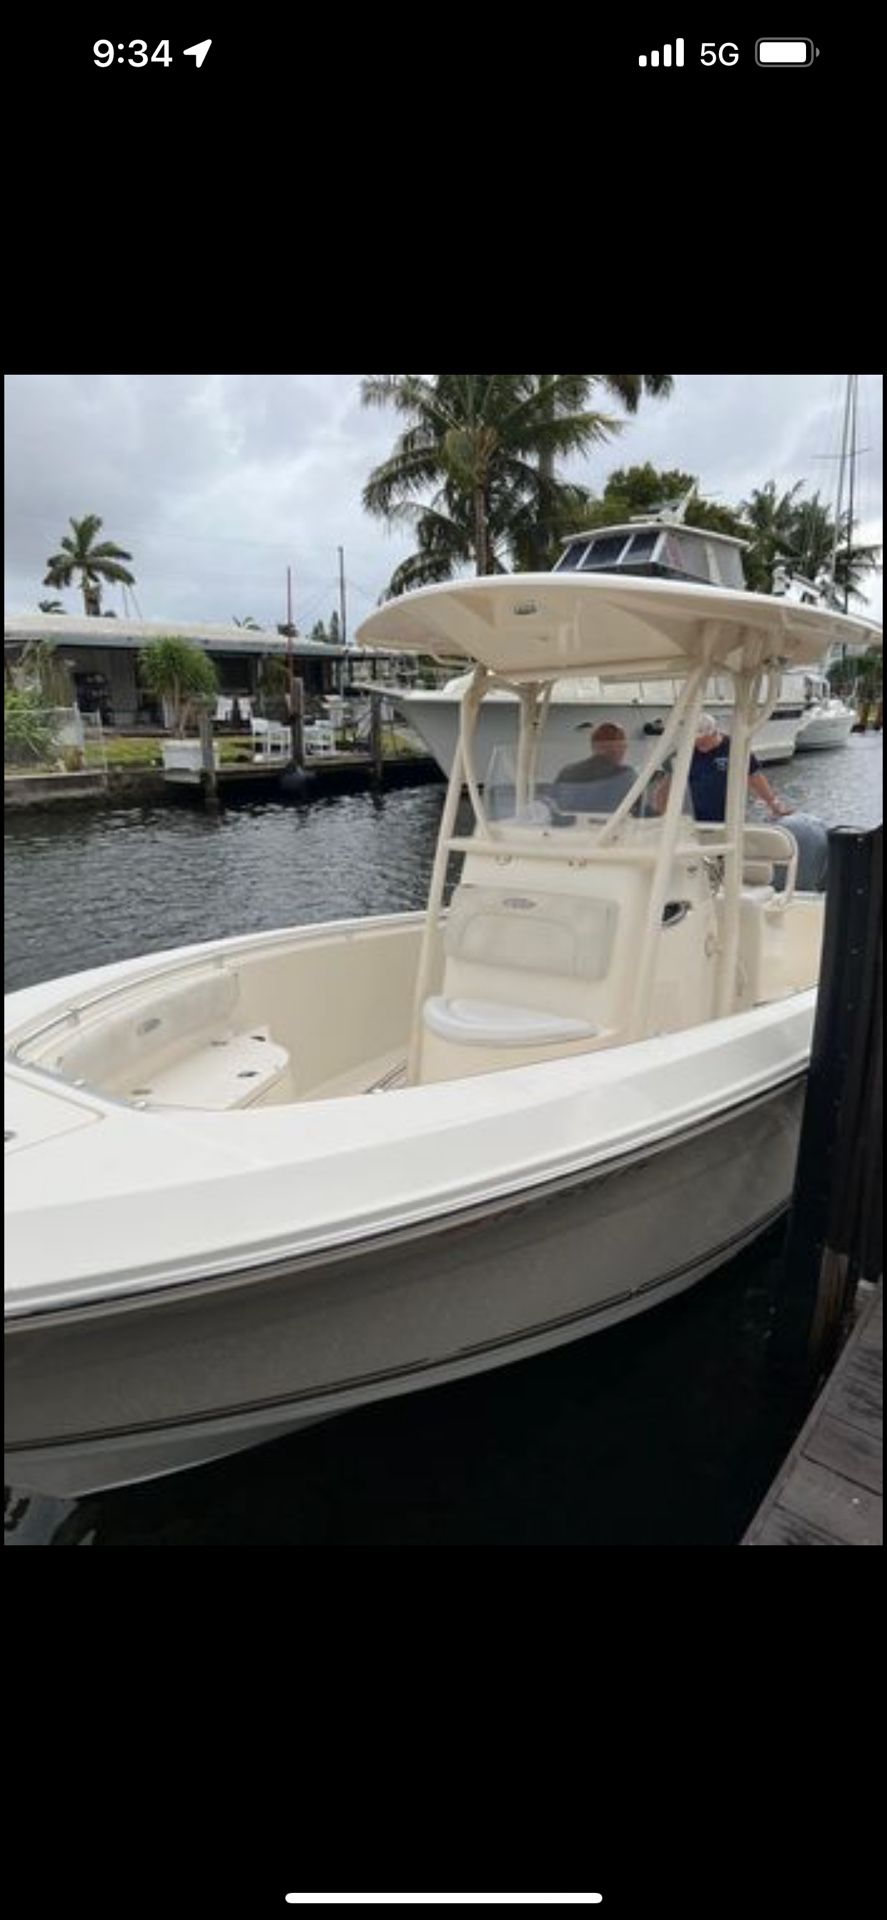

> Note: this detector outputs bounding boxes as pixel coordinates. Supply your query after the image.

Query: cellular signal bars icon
[639,39,684,66]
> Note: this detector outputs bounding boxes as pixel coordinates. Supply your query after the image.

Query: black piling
[288,675,305,769]
[368,688,385,788]
[780,824,883,1374]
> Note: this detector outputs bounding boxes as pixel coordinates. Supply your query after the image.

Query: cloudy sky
[5,373,882,631]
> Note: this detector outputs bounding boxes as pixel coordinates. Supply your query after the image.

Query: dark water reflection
[4,788,447,992]
[4,738,882,1543]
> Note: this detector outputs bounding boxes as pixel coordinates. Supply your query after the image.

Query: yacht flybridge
[394,495,816,772]
[4,570,881,1496]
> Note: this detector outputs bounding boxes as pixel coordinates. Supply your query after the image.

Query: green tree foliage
[512,378,675,571]
[4,688,62,766]
[259,654,289,698]
[43,514,136,617]
[12,638,75,706]
[739,482,880,601]
[828,644,882,703]
[138,637,218,735]
[361,374,674,594]
[515,456,882,606]
[577,464,745,541]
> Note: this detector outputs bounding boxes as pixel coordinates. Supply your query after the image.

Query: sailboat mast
[338,545,347,647]
[829,374,854,606]
[844,374,859,614]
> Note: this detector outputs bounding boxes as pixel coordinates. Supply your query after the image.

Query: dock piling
[288,675,305,769]
[197,701,219,808]
[368,688,384,786]
[781,824,883,1373]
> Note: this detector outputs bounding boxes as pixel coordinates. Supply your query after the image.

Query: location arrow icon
[183,39,212,67]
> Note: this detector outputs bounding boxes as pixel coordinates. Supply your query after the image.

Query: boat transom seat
[423,884,618,1048]
[35,968,289,1110]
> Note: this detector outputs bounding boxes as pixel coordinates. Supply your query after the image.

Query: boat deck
[743,1283,883,1545]
[299,1047,409,1102]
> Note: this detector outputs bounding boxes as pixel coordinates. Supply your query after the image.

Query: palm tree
[38,599,66,615]
[737,481,805,593]
[740,481,881,601]
[233,615,261,630]
[787,492,881,606]
[514,376,675,570]
[361,374,674,592]
[43,514,135,617]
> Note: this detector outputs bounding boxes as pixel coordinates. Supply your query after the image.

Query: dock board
[743,1284,882,1545]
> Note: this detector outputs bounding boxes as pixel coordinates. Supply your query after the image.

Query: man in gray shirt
[552,721,639,813]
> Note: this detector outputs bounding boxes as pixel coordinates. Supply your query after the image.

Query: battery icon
[756,38,818,64]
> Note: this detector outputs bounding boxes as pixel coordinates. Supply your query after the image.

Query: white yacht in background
[401,665,804,775]
[768,568,861,750]
[4,568,880,1497]
[394,497,807,773]
[794,673,857,750]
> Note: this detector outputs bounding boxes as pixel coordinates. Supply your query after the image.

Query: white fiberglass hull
[794,706,856,750]
[4,923,813,1497]
[396,685,800,776]
[5,1096,800,1497]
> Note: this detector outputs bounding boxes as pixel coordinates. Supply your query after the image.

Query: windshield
[484,736,696,826]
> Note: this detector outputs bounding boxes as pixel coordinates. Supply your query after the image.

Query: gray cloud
[5,373,882,627]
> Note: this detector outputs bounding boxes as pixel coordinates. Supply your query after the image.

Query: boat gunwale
[5,1046,811,1324]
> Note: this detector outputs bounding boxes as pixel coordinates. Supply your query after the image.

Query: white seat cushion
[42,970,239,1086]
[126,1026,288,1109]
[424,996,597,1048]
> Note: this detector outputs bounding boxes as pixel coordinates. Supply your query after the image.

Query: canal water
[4,735,882,1543]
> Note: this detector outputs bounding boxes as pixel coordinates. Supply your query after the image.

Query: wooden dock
[162,751,442,797]
[5,770,109,809]
[743,1283,882,1545]
[161,760,285,789]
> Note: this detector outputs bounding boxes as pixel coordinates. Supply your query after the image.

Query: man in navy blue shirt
[656,712,793,822]
[654,712,828,888]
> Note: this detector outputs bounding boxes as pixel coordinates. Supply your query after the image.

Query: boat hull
[5,1076,804,1496]
[396,687,800,776]
[794,711,856,749]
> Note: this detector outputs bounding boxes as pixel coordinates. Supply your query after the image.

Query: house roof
[3,613,399,660]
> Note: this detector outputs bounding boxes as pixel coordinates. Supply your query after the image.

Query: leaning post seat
[424,996,596,1048]
[419,879,623,1076]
